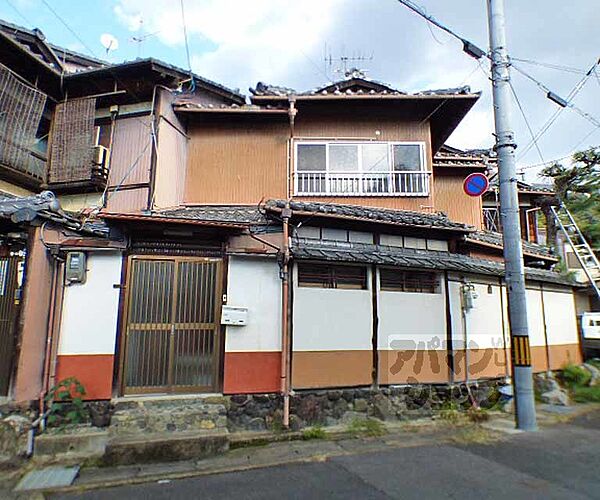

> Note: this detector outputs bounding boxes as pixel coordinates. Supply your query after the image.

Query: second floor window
[295,141,429,197]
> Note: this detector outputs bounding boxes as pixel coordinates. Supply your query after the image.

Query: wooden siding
[433,174,483,228]
[153,89,188,209]
[184,115,435,211]
[184,120,288,204]
[107,116,153,188]
[105,186,149,213]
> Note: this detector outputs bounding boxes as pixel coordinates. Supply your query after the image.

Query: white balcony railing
[295,171,431,197]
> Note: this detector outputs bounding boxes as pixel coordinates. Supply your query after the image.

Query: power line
[510,57,587,75]
[509,80,544,163]
[514,57,600,159]
[40,0,98,58]
[179,0,193,83]
[4,0,32,26]
[395,0,487,59]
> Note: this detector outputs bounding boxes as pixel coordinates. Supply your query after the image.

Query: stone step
[102,430,229,466]
[110,395,229,436]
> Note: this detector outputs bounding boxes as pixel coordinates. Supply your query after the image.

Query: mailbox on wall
[221,305,248,326]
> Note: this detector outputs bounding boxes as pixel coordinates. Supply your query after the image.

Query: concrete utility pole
[487,0,537,430]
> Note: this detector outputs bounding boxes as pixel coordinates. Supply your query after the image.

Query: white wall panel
[378,279,446,351]
[58,252,122,355]
[526,288,547,347]
[543,289,579,345]
[293,267,372,351]
[225,257,281,352]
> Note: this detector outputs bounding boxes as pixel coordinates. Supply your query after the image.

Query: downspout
[39,245,63,432]
[280,96,297,429]
[281,204,291,428]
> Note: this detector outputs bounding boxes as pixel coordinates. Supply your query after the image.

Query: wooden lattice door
[122,256,223,395]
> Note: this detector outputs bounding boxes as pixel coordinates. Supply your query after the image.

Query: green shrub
[439,401,460,423]
[348,418,386,437]
[573,386,600,403]
[302,426,326,440]
[561,364,591,388]
[46,377,87,427]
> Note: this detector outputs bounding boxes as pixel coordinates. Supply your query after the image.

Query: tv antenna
[324,51,374,79]
[129,18,160,58]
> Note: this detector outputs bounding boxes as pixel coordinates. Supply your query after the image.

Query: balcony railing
[295,171,431,197]
[0,137,47,183]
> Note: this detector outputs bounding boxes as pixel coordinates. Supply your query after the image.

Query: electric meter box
[221,305,248,326]
[65,252,86,284]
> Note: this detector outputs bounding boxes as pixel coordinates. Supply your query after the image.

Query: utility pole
[487,0,537,430]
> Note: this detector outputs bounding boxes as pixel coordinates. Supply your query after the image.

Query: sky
[1,0,598,181]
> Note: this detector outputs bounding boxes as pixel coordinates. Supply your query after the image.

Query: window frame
[297,262,369,290]
[294,140,428,197]
[379,268,440,294]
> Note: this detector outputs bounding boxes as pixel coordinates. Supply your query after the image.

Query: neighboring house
[0,20,584,411]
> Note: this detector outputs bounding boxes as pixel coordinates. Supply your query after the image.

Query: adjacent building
[0,20,584,410]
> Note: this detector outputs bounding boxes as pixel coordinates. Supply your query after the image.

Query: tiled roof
[156,205,267,225]
[173,101,287,114]
[264,199,473,232]
[0,191,107,236]
[465,231,557,260]
[292,238,574,286]
[250,79,477,98]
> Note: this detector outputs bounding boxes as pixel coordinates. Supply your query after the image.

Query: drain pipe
[280,97,296,429]
[280,203,291,428]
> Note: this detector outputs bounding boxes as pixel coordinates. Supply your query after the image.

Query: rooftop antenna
[100,33,119,58]
[129,18,160,58]
[325,50,374,79]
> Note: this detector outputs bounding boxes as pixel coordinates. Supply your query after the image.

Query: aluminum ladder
[551,203,600,300]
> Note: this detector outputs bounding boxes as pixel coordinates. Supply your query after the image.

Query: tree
[541,148,600,250]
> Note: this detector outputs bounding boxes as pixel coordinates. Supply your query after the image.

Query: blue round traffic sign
[463,173,489,197]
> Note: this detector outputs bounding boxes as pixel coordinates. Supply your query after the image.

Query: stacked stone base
[228,381,503,432]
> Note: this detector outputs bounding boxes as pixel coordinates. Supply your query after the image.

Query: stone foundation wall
[227,381,502,431]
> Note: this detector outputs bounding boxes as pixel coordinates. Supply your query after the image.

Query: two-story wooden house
[0,21,582,426]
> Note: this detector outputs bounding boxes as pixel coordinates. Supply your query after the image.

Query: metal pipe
[39,248,60,431]
[280,203,291,428]
[487,0,537,430]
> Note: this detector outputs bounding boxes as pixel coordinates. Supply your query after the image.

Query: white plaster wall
[543,289,579,345]
[225,257,281,352]
[526,288,547,347]
[449,280,505,350]
[58,252,122,355]
[293,267,372,351]
[378,274,446,351]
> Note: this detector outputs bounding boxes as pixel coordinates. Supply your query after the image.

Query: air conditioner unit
[93,144,109,168]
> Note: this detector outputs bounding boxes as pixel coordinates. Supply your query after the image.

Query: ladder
[551,203,600,300]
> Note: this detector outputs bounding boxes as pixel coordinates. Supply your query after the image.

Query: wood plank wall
[433,173,483,229]
[184,115,436,211]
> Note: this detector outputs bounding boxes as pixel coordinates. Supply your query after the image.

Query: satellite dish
[100,34,119,54]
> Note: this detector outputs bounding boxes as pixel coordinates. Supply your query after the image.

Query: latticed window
[48,97,97,184]
[0,63,47,181]
[380,269,439,293]
[298,263,368,290]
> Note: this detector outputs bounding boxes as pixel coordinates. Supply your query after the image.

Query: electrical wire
[4,0,32,26]
[508,80,545,164]
[40,0,98,58]
[179,0,194,90]
[510,57,587,75]
[514,58,600,159]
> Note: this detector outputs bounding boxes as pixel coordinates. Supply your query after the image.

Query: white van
[581,312,600,357]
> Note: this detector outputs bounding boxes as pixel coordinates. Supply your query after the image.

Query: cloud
[112,0,600,174]
[114,0,343,90]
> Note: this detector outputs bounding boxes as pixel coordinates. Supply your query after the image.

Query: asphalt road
[51,411,600,500]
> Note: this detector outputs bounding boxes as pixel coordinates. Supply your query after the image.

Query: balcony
[295,171,431,197]
[0,138,47,185]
